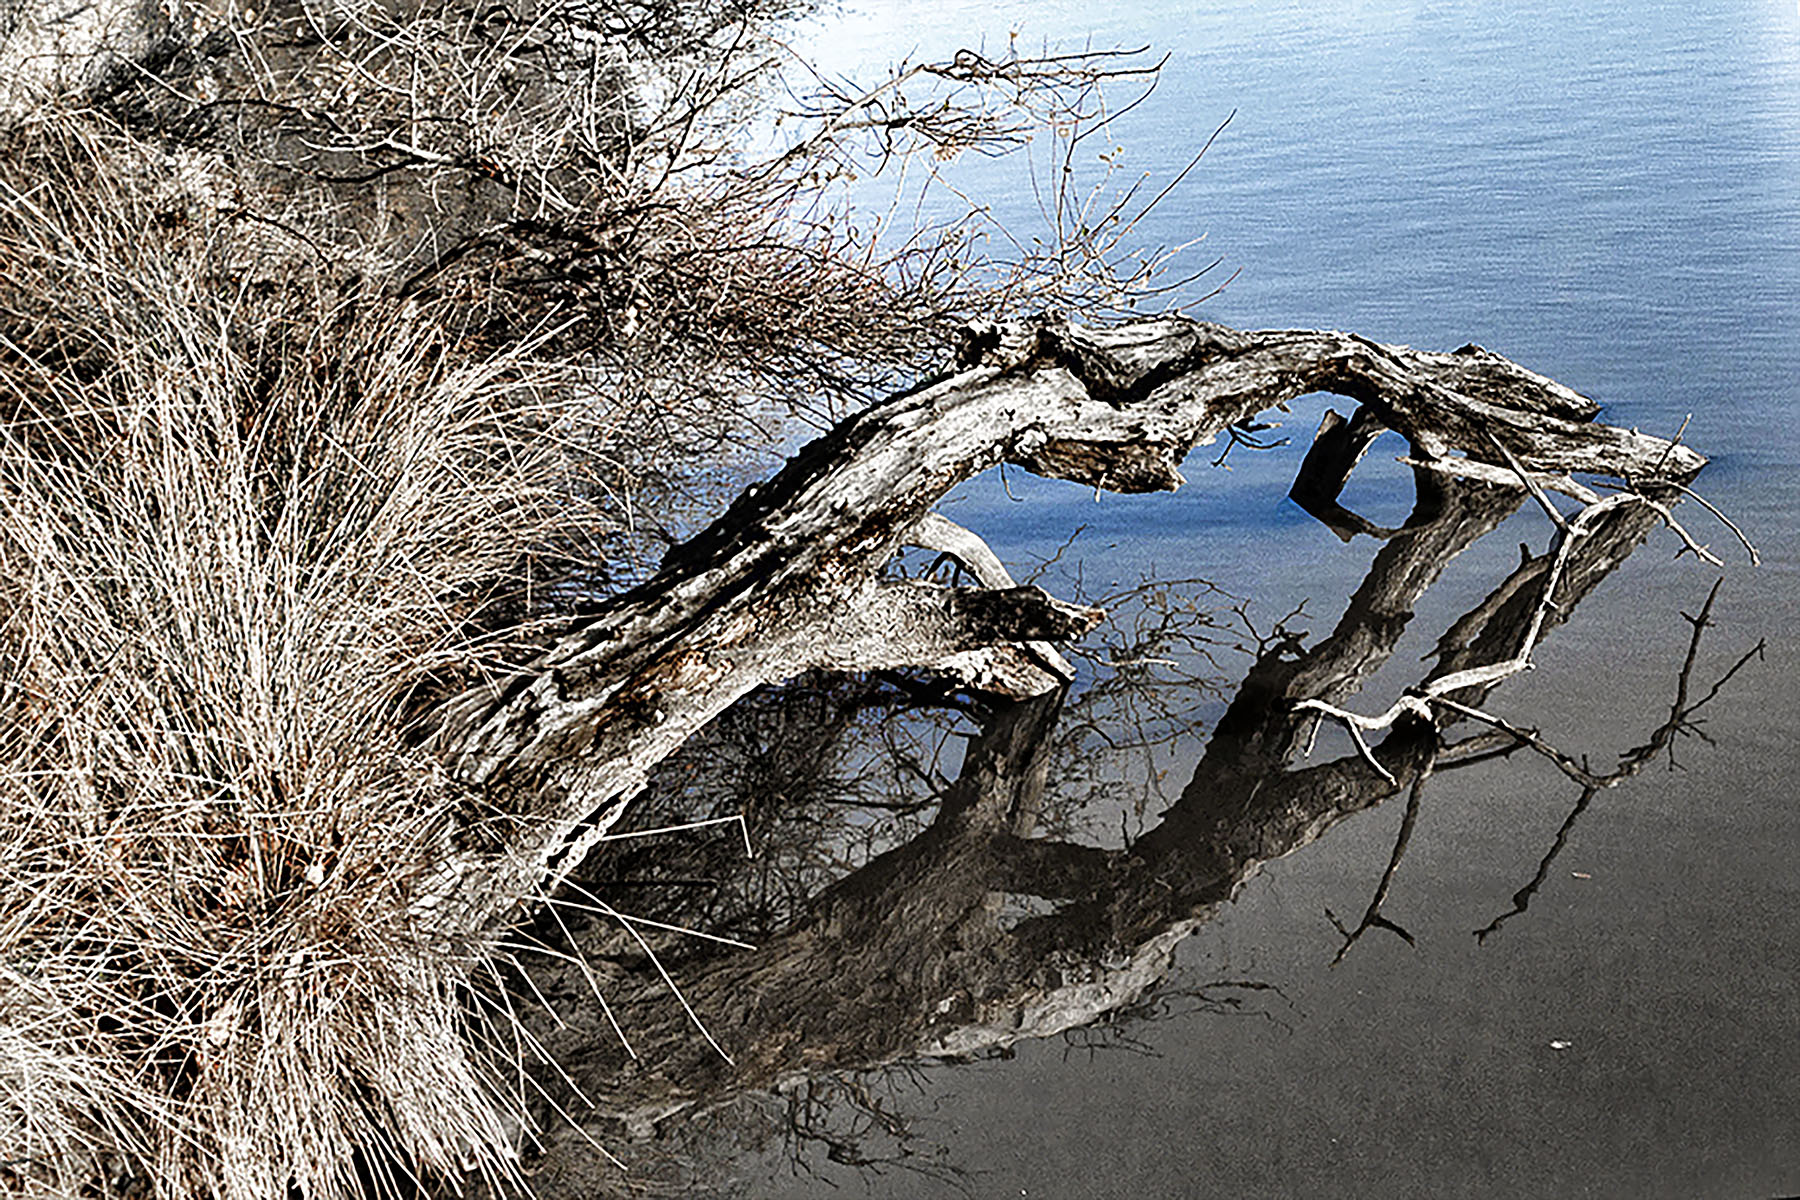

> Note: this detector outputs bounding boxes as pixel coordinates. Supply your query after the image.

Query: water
[529,3,1800,1196]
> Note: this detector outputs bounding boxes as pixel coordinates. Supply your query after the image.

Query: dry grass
[0,117,611,1197]
[0,0,1221,1185]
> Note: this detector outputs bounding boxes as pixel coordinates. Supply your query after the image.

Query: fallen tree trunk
[418,314,1707,933]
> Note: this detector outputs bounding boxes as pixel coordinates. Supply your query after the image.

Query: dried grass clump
[0,116,610,1197]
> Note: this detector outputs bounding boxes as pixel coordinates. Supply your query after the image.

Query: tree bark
[418,314,1706,936]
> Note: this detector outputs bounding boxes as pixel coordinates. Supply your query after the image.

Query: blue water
[747,3,1800,1196]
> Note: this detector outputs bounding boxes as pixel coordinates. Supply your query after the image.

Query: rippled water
[574,4,1800,1196]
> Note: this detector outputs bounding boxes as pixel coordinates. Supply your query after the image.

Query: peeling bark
[419,314,1706,935]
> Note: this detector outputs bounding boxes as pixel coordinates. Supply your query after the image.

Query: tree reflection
[492,438,1754,1194]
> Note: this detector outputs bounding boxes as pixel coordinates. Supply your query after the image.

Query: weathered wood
[417,314,1706,933]
[506,467,1710,1178]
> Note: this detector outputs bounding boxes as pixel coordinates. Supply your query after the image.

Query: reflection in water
[1465,577,1761,945]
[497,443,1751,1195]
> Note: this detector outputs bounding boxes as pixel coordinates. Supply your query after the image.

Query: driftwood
[492,460,1747,1193]
[417,314,1708,937]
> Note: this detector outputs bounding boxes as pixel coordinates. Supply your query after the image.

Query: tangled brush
[0,117,613,1197]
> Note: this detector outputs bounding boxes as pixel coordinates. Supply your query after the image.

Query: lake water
[527,3,1800,1197]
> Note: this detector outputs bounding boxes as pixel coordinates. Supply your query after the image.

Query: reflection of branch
[1470,579,1765,941]
[777,1071,970,1194]
[509,434,1739,1169]
[1059,978,1293,1058]
[1296,462,1756,964]
[1211,420,1292,470]
[1299,485,1683,746]
[1471,786,1597,945]
[1426,696,1605,788]
[1327,756,1432,963]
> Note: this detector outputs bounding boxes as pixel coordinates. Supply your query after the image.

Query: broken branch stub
[422,314,1706,929]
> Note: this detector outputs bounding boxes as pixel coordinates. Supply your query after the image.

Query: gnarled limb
[418,314,1708,934]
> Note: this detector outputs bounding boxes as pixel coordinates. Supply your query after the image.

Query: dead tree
[0,2,1739,1191]
[0,279,1731,1197]
[499,452,1744,1194]
[417,313,1711,940]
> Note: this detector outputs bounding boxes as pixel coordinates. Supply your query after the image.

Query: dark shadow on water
[481,452,1756,1198]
